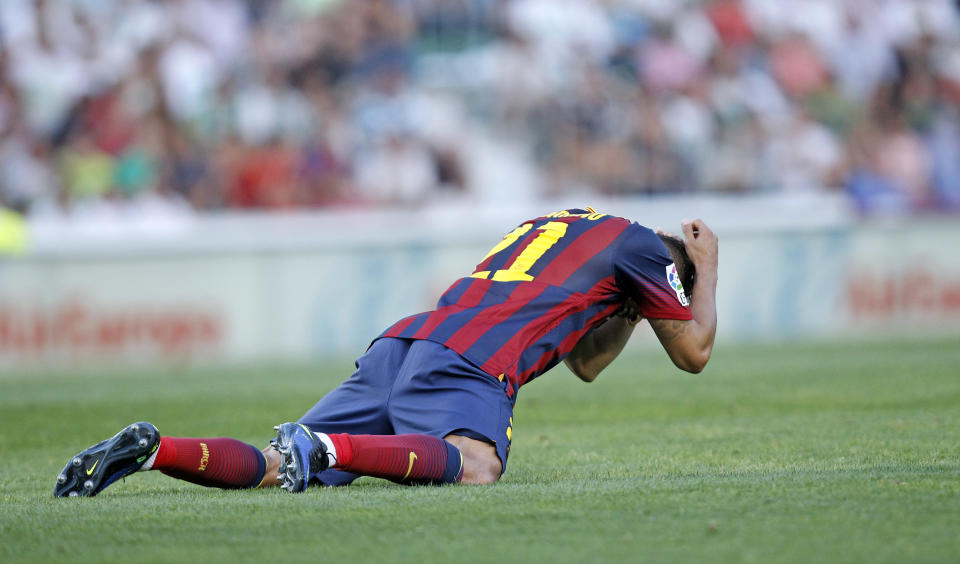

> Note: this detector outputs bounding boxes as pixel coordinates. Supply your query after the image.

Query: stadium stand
[0,0,958,223]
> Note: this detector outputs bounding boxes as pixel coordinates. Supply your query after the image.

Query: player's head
[657,233,696,300]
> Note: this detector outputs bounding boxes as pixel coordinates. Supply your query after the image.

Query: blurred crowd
[1,0,959,221]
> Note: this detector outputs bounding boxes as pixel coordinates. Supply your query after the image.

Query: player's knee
[463,458,501,485]
[460,448,502,485]
[445,434,502,485]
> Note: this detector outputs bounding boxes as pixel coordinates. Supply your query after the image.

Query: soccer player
[54,208,718,497]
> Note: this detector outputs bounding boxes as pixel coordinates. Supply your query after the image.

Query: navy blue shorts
[298,337,515,486]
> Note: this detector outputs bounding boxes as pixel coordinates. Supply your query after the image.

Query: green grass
[1,340,959,563]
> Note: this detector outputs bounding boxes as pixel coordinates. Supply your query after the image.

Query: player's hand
[617,297,643,326]
[680,218,718,273]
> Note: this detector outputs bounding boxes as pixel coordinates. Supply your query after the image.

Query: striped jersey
[378,209,692,395]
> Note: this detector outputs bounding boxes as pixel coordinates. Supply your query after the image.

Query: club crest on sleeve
[666,263,689,306]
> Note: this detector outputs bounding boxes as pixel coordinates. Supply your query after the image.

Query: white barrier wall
[1,199,958,366]
[717,221,960,340]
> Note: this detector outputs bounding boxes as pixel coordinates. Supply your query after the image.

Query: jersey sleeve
[613,224,693,320]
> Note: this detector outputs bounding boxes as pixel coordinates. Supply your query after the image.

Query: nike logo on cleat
[85,460,99,476]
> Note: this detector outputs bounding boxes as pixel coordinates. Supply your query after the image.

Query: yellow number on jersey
[472,221,569,282]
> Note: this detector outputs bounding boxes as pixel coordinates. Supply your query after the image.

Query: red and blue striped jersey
[379,209,692,395]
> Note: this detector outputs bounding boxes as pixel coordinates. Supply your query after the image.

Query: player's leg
[271,337,462,490]
[273,422,466,491]
[54,339,402,497]
[54,421,272,497]
[292,431,503,488]
[273,340,512,490]
[140,434,269,489]
[284,337,406,487]
[443,434,502,485]
[386,340,513,485]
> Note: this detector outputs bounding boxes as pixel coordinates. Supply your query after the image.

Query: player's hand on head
[680,218,718,272]
[655,227,678,239]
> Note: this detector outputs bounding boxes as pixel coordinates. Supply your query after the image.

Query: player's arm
[648,219,718,374]
[564,301,642,383]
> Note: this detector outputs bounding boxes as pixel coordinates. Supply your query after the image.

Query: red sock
[151,437,266,489]
[326,434,463,485]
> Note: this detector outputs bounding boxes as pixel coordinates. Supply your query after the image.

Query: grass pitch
[1,339,958,563]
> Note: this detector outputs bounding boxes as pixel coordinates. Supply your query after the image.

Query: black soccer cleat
[54,421,160,498]
[271,422,329,493]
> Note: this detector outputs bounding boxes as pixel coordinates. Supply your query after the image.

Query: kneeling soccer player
[54,209,718,497]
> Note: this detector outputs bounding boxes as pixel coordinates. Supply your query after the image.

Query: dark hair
[657,233,696,301]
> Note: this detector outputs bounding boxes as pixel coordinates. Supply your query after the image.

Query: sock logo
[402,452,418,481]
[198,442,210,471]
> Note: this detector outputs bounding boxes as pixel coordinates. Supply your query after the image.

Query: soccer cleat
[272,422,329,493]
[54,421,160,498]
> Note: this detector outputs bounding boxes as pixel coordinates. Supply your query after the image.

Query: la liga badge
[666,263,689,306]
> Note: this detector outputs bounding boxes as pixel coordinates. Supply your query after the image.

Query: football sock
[142,437,267,489]
[324,433,463,485]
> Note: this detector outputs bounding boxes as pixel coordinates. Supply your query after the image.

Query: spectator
[0,0,956,218]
